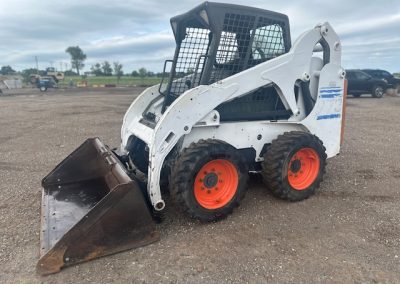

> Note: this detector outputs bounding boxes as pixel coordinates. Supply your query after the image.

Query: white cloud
[0,0,399,72]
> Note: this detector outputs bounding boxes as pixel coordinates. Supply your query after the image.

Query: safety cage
[160,2,291,110]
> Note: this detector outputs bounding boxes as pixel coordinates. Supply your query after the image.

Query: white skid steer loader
[37,2,347,275]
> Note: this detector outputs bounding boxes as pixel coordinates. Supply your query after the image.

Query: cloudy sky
[1,0,399,73]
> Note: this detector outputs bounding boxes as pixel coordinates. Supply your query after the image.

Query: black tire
[170,139,248,221]
[127,137,149,174]
[127,136,171,193]
[39,86,47,92]
[352,94,361,98]
[261,132,327,201]
[371,85,384,98]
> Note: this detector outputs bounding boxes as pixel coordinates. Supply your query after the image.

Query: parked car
[346,69,387,98]
[361,69,400,89]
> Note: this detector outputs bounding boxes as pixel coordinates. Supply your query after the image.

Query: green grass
[59,76,162,87]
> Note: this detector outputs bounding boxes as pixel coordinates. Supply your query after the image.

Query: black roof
[361,69,390,72]
[170,2,290,40]
[346,69,365,72]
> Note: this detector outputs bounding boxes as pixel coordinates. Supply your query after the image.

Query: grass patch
[59,76,162,87]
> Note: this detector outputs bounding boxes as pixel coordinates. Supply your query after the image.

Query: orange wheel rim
[287,148,320,190]
[194,159,238,209]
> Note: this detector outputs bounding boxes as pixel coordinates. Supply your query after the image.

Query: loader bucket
[37,138,159,275]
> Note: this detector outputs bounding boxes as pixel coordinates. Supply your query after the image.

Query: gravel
[0,88,399,283]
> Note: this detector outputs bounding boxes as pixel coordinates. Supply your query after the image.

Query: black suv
[361,69,400,89]
[346,69,387,98]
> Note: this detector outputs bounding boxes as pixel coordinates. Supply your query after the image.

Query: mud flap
[37,138,159,275]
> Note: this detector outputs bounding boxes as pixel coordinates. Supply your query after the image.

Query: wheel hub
[194,159,239,209]
[290,159,301,173]
[203,172,218,188]
[287,148,320,190]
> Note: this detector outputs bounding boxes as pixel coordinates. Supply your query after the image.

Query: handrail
[158,59,174,95]
[192,54,208,87]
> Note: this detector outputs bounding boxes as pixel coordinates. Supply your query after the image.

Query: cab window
[380,71,392,78]
[216,31,239,64]
[251,24,285,60]
[354,72,369,80]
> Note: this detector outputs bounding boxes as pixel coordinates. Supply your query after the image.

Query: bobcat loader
[37,2,347,275]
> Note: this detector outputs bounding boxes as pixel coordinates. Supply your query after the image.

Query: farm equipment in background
[45,67,65,82]
[30,67,64,85]
[37,1,347,275]
[36,76,58,92]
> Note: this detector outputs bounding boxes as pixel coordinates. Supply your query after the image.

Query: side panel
[302,63,345,157]
[182,122,305,161]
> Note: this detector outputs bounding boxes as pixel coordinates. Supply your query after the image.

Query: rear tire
[170,139,248,221]
[261,132,327,201]
[371,85,384,98]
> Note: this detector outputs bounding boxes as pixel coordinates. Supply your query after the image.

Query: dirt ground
[0,87,399,283]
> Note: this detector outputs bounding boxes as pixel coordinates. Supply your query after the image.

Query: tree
[101,61,112,76]
[64,70,78,76]
[138,67,147,84]
[65,46,86,75]
[186,67,194,75]
[113,62,123,83]
[0,65,15,75]
[131,70,139,77]
[138,67,147,79]
[90,63,103,76]
[21,68,39,83]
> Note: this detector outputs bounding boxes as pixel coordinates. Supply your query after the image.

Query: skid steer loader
[37,2,347,275]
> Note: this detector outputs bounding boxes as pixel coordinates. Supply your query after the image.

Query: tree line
[0,46,159,80]
[6,45,397,81]
[65,46,163,79]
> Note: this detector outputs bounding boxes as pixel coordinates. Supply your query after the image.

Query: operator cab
[160,1,291,112]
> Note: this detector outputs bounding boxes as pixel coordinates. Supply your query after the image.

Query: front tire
[170,139,248,221]
[261,132,327,201]
[371,85,384,98]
